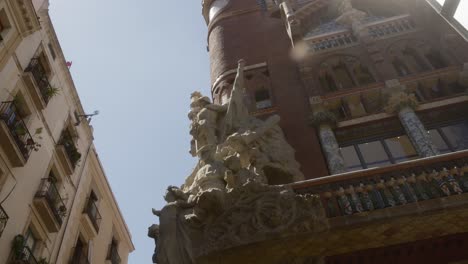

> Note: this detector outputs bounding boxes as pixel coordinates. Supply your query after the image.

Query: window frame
[340,133,419,171]
[426,119,468,153]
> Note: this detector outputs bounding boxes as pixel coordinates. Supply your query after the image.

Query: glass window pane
[384,135,418,162]
[428,129,451,153]
[358,141,392,168]
[441,122,468,151]
[436,0,446,5]
[340,146,363,172]
[455,0,468,29]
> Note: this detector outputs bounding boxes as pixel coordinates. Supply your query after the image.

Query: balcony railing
[0,205,8,237]
[24,58,52,105]
[84,199,101,233]
[69,249,90,264]
[35,179,67,225]
[292,150,468,218]
[108,246,121,264]
[11,243,38,264]
[0,101,35,161]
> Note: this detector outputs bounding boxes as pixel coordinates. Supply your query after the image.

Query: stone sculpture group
[148,60,326,264]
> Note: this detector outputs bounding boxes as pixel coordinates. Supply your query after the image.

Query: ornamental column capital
[308,96,337,127]
[383,80,419,114]
[384,91,419,114]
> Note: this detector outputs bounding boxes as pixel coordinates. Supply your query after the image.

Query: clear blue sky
[49,0,210,262]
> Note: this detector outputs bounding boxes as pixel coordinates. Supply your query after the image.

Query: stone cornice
[7,0,41,37]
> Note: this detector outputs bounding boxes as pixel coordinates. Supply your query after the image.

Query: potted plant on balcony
[45,86,60,100]
[11,234,26,262]
[37,258,49,264]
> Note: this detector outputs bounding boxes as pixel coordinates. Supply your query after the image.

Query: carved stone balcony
[33,179,66,233]
[197,151,468,263]
[23,58,53,110]
[81,199,101,239]
[0,205,8,238]
[0,101,35,167]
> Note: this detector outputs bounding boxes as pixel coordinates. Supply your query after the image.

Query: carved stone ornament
[191,180,327,257]
[384,91,419,114]
[308,110,338,128]
[150,60,311,263]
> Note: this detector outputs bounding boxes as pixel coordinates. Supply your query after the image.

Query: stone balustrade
[365,14,416,40]
[307,30,358,53]
[292,150,468,218]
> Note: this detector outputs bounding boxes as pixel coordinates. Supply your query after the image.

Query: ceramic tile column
[384,83,439,157]
[310,97,346,175]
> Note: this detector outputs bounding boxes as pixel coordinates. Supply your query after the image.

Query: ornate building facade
[151,0,468,263]
[0,0,134,263]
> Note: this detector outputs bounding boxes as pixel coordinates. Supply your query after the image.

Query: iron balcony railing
[84,199,101,233]
[108,245,121,264]
[13,244,38,264]
[0,205,8,237]
[25,58,52,104]
[59,131,81,169]
[36,178,67,225]
[292,150,468,218]
[0,101,35,161]
[69,248,90,264]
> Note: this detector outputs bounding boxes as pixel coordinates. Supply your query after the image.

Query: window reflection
[428,129,451,153]
[384,135,418,162]
[341,146,363,171]
[358,141,392,168]
[440,123,468,151]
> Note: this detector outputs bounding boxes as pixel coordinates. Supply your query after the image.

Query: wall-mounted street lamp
[74,110,99,126]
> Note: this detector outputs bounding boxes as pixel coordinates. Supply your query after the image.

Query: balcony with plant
[10,235,38,264]
[34,178,67,233]
[23,58,59,109]
[0,101,37,166]
[57,130,81,174]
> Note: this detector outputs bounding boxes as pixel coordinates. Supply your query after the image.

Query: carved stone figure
[150,59,313,263]
[147,224,159,263]
[151,186,194,264]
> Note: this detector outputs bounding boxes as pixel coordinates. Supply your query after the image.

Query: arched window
[403,47,430,72]
[318,71,338,92]
[333,61,355,89]
[318,56,375,92]
[254,88,272,110]
[392,57,410,77]
[425,49,447,69]
[353,64,375,85]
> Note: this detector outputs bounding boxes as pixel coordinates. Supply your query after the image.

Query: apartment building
[0,0,134,263]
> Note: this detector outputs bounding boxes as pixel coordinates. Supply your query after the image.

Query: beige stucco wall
[0,0,134,263]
